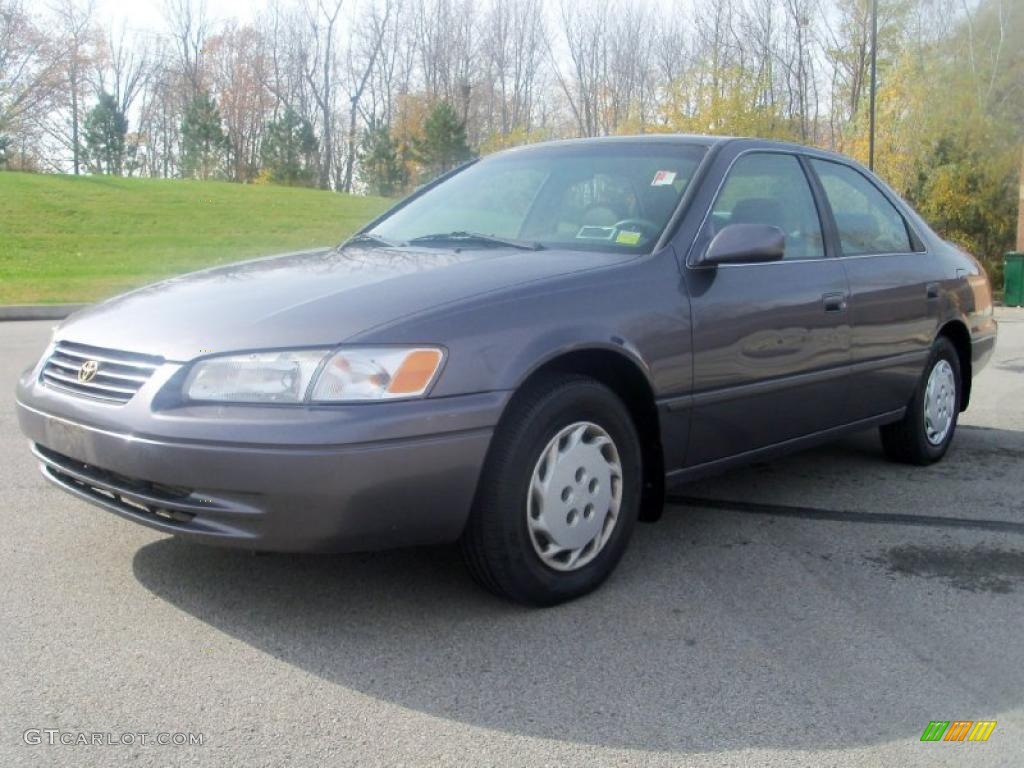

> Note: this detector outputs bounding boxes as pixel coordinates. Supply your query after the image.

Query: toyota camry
[15,136,998,605]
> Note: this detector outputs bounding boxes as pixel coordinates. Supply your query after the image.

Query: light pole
[1017,146,1024,251]
[869,0,878,171]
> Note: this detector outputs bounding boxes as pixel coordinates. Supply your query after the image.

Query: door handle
[926,282,940,299]
[823,292,847,313]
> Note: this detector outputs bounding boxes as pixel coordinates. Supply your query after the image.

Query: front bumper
[17,365,509,552]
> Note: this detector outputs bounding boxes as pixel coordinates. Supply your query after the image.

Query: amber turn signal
[387,349,444,395]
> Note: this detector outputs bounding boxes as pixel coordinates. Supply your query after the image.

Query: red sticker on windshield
[651,170,677,186]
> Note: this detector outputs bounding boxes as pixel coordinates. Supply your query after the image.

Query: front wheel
[879,337,962,465]
[461,375,642,606]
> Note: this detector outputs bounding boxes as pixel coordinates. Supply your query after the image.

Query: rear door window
[810,159,915,256]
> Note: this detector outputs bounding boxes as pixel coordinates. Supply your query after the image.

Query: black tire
[879,336,962,465]
[461,374,642,606]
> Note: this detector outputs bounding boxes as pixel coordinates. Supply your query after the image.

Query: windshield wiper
[342,232,406,249]
[407,231,544,251]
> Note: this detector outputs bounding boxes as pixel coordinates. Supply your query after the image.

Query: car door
[683,151,851,467]
[807,159,937,421]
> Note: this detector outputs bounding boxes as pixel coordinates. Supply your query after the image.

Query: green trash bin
[1006,252,1024,307]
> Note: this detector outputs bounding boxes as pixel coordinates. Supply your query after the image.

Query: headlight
[183,347,444,404]
[310,347,444,401]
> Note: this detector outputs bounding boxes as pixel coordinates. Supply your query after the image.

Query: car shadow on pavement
[131,428,1024,753]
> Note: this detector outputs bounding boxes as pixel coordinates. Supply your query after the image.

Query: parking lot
[1,310,1022,767]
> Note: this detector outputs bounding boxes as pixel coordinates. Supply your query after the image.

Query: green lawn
[0,172,392,304]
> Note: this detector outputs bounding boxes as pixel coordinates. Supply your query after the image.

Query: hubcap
[923,359,956,445]
[526,421,623,572]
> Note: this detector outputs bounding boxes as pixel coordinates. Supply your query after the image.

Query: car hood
[57,246,633,361]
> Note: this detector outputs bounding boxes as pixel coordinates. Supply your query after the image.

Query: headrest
[729,197,785,227]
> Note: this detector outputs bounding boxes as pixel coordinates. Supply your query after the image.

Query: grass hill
[0,172,392,304]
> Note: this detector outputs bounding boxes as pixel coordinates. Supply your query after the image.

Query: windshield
[368,142,707,253]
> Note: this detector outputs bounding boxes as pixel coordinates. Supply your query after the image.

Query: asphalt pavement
[1,310,1023,767]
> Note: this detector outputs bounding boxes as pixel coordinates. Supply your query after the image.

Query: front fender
[356,253,691,400]
[504,331,653,393]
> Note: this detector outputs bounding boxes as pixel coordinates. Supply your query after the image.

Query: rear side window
[810,160,914,255]
[711,153,825,260]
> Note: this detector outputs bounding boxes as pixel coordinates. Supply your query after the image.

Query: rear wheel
[461,375,642,606]
[879,336,962,465]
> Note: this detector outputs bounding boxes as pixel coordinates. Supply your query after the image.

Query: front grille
[40,341,163,404]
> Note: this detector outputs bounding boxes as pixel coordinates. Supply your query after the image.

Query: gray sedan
[15,136,998,605]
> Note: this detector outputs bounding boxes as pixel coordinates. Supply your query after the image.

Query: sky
[94,0,691,39]
[98,0,261,35]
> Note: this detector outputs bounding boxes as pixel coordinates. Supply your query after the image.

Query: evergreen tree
[83,92,128,175]
[358,120,408,196]
[0,135,9,170]
[414,102,472,178]
[180,91,228,180]
[260,109,318,186]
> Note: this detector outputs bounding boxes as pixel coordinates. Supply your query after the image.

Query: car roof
[494,133,857,167]
[494,134,723,154]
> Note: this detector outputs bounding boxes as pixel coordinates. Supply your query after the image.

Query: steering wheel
[613,218,660,238]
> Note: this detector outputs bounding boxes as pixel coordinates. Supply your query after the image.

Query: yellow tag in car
[615,230,642,245]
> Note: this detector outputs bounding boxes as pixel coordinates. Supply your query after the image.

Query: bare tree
[552,0,611,137]
[95,21,149,116]
[208,21,274,182]
[481,0,545,136]
[606,0,656,132]
[163,0,209,97]
[820,0,870,127]
[778,0,818,141]
[300,0,345,189]
[741,0,778,111]
[0,0,58,151]
[133,39,183,178]
[650,16,689,129]
[49,0,96,174]
[261,0,314,123]
[411,0,476,118]
[341,0,395,192]
[149,0,213,178]
[363,0,414,126]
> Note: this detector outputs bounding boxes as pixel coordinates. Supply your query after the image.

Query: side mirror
[697,223,786,266]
